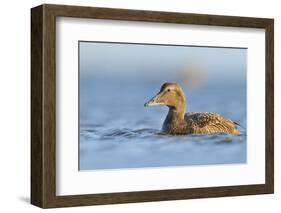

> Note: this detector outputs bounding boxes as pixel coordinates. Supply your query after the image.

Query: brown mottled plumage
[144,82,240,135]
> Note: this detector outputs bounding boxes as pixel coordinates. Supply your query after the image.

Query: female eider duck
[144,82,240,135]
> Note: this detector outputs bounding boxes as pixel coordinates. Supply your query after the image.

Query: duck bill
[144,93,163,107]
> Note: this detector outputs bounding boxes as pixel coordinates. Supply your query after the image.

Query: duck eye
[167,89,170,92]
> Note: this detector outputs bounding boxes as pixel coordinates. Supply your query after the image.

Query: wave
[80,126,246,144]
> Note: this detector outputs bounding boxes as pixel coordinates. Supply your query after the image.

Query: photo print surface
[79,41,247,170]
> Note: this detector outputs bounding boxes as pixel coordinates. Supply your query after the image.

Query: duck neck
[167,104,186,122]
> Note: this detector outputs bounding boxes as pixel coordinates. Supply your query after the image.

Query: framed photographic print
[31,4,274,208]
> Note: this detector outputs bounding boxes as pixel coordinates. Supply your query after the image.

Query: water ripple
[80,126,246,144]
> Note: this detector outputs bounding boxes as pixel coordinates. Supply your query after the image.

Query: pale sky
[79,41,246,82]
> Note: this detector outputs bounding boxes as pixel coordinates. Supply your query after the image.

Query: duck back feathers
[184,112,240,135]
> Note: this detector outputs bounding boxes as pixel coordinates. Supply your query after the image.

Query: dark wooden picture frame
[31,4,274,208]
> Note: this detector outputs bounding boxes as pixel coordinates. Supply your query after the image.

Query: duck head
[144,82,186,112]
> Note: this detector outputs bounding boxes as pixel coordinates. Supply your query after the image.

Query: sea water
[79,78,246,170]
